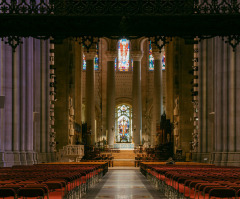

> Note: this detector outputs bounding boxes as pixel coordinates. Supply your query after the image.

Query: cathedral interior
[1,0,240,198]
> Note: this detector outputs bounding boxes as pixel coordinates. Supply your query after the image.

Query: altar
[113,143,134,149]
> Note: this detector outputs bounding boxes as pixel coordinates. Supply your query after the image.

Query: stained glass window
[115,104,132,143]
[94,44,99,70]
[118,39,130,71]
[149,41,154,71]
[149,41,166,71]
[94,55,99,70]
[115,57,117,71]
[162,53,166,70]
[83,44,99,71]
[83,53,86,70]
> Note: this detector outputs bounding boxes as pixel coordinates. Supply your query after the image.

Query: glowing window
[83,44,99,71]
[115,57,117,71]
[83,53,86,70]
[94,55,99,70]
[149,41,154,71]
[94,44,99,70]
[149,41,166,71]
[118,39,130,71]
[162,53,166,70]
[115,104,132,143]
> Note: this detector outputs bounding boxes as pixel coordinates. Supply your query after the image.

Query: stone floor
[82,169,167,199]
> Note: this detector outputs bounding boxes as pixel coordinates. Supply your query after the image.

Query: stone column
[200,39,209,159]
[197,38,215,162]
[221,38,229,162]
[206,39,214,154]
[228,43,236,153]
[26,38,35,164]
[132,51,143,146]
[106,51,117,147]
[12,45,21,165]
[20,40,27,165]
[85,49,96,146]
[214,36,222,156]
[0,40,6,166]
[199,38,215,161]
[40,40,47,162]
[33,38,41,154]
[152,51,163,145]
[213,37,238,166]
[236,42,240,153]
[74,41,82,145]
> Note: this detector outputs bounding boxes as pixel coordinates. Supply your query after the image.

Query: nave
[82,169,167,199]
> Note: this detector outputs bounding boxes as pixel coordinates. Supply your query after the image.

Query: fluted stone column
[152,51,163,145]
[106,51,117,147]
[132,51,143,146]
[214,37,222,156]
[222,39,228,160]
[198,39,207,159]
[85,50,96,146]
[26,38,35,164]
[195,36,240,166]
[196,39,215,163]
[236,43,240,153]
[40,40,49,162]
[13,46,21,165]
[0,38,54,166]
[0,41,7,166]
[4,44,13,152]
[228,42,236,154]
[20,40,27,165]
[33,39,41,154]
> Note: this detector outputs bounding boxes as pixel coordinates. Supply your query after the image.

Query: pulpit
[58,145,84,162]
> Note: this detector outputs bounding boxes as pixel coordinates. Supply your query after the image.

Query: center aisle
[82,169,167,199]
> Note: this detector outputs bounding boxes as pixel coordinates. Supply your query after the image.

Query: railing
[63,145,84,156]
[0,0,240,16]
[0,0,240,51]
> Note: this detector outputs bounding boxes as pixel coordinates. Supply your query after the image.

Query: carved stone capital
[105,51,118,61]
[84,49,96,60]
[131,50,143,61]
[152,51,163,60]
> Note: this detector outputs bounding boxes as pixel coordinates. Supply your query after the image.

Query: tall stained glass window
[118,39,130,71]
[149,41,166,71]
[115,57,117,71]
[115,104,132,143]
[94,44,99,70]
[149,41,154,71]
[162,53,166,70]
[94,55,99,70]
[83,44,99,71]
[83,53,86,70]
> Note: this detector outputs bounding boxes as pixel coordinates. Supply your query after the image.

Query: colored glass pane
[94,54,99,70]
[83,53,86,70]
[149,41,154,71]
[118,116,130,142]
[83,45,99,71]
[118,39,130,71]
[115,58,117,71]
[94,44,99,70]
[162,53,166,70]
[115,104,132,143]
